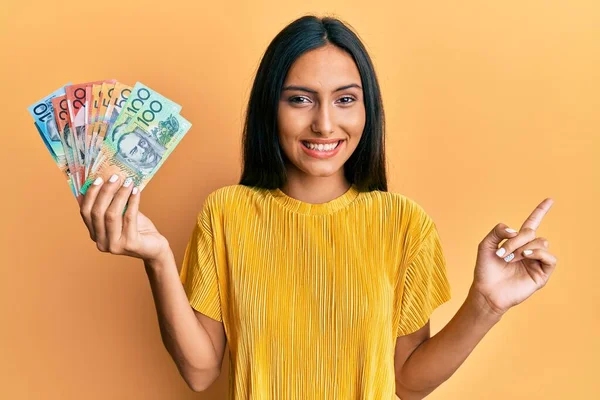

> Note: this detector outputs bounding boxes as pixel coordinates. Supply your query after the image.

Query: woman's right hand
[78,174,171,263]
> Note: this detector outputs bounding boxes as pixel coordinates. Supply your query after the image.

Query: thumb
[479,223,519,252]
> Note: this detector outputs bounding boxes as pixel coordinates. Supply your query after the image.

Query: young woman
[78,15,558,400]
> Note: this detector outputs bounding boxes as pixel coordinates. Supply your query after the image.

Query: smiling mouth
[300,140,343,151]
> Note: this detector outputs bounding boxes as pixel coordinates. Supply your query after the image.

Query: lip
[300,139,344,159]
[301,138,345,144]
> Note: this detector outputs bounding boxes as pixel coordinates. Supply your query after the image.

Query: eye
[337,96,356,105]
[289,96,310,104]
[287,95,356,105]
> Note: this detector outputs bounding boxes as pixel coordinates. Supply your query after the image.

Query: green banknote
[103,82,181,149]
[80,90,191,195]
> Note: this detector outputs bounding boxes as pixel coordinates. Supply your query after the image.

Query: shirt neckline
[267,184,360,216]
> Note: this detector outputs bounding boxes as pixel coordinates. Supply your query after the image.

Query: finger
[79,177,105,241]
[123,186,141,248]
[91,173,123,250]
[521,247,558,275]
[479,222,520,252]
[495,228,537,260]
[503,237,549,264]
[520,198,554,232]
[105,177,135,246]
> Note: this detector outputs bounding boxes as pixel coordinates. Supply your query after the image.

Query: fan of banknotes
[27,80,192,198]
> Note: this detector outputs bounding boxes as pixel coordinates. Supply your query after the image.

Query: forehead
[284,44,361,88]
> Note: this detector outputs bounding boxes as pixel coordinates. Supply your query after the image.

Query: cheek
[344,106,366,133]
[341,111,365,152]
[278,106,308,132]
[277,107,307,147]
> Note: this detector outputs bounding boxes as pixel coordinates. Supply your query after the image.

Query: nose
[311,103,335,135]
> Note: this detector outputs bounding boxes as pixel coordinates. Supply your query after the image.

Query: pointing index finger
[520,197,554,231]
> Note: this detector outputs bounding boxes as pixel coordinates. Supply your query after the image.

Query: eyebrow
[282,83,362,93]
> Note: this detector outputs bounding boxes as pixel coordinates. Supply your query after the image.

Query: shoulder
[367,190,433,222]
[201,184,264,214]
[369,189,437,239]
[205,184,255,202]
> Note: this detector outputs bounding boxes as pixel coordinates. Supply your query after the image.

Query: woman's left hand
[471,198,558,317]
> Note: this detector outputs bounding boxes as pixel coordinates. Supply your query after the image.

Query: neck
[281,167,351,204]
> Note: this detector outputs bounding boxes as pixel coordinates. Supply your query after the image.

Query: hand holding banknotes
[29,80,190,261]
[78,173,170,262]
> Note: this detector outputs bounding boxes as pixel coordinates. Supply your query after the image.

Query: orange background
[1,0,598,399]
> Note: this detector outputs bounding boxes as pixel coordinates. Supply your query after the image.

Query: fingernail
[132,187,138,195]
[92,177,103,186]
[109,174,119,183]
[123,177,133,188]
[505,228,517,233]
[496,247,506,257]
[523,249,533,256]
[504,253,515,262]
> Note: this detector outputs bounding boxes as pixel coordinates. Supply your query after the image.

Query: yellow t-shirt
[179,184,451,399]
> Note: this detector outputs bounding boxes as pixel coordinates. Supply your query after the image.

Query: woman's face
[277,44,366,181]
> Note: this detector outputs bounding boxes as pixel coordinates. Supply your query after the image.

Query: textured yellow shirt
[179,184,452,399]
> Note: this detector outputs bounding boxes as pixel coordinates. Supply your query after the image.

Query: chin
[302,164,343,177]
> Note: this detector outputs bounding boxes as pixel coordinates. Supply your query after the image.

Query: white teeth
[304,141,340,151]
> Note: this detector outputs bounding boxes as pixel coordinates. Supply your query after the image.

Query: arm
[395,285,503,400]
[77,176,226,391]
[395,201,558,399]
[144,249,226,392]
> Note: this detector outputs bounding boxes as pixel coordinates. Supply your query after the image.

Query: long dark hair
[238,14,387,192]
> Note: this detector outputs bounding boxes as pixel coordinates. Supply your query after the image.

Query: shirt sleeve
[396,216,452,336]
[179,198,223,322]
